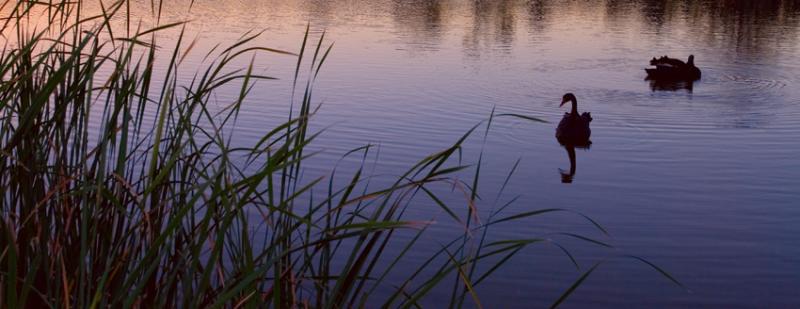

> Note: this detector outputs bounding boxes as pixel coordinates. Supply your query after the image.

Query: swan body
[649,55,687,67]
[555,93,592,145]
[645,55,701,81]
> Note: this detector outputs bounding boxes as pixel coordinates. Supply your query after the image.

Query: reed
[0,1,680,307]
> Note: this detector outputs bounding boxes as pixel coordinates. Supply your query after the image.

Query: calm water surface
[70,0,800,307]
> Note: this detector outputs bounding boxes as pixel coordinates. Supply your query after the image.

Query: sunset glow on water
[3,1,800,307]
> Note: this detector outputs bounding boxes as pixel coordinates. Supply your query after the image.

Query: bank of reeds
[0,1,680,307]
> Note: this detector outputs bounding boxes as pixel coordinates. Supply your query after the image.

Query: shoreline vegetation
[0,1,680,307]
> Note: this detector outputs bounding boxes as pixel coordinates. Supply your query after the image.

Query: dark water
[66,0,800,307]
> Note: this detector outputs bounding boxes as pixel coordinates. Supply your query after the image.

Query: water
[32,0,800,307]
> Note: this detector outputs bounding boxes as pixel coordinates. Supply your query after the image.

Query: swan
[555,93,592,145]
[650,55,687,67]
[645,55,701,80]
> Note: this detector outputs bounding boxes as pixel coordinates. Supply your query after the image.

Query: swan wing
[581,112,592,123]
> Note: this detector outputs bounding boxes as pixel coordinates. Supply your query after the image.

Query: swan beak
[559,98,567,107]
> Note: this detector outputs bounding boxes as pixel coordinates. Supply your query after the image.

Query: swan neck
[570,99,578,115]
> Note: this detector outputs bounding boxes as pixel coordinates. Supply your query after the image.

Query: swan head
[560,93,577,107]
[688,55,695,66]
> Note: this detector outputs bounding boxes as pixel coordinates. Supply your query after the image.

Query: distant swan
[555,93,592,145]
[645,55,701,81]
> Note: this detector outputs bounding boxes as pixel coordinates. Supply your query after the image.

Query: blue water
[75,0,800,307]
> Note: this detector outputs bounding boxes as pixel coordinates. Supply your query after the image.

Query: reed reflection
[462,0,519,58]
[524,0,554,35]
[391,0,446,50]
[266,0,800,61]
[638,0,800,57]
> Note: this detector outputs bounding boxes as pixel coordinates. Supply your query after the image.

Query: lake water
[41,0,800,307]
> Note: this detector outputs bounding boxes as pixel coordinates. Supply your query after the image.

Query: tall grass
[0,1,681,307]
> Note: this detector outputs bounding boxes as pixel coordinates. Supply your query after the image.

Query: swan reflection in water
[647,78,695,92]
[559,141,590,184]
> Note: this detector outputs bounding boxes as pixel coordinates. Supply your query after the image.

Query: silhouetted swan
[555,93,592,145]
[645,55,701,81]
